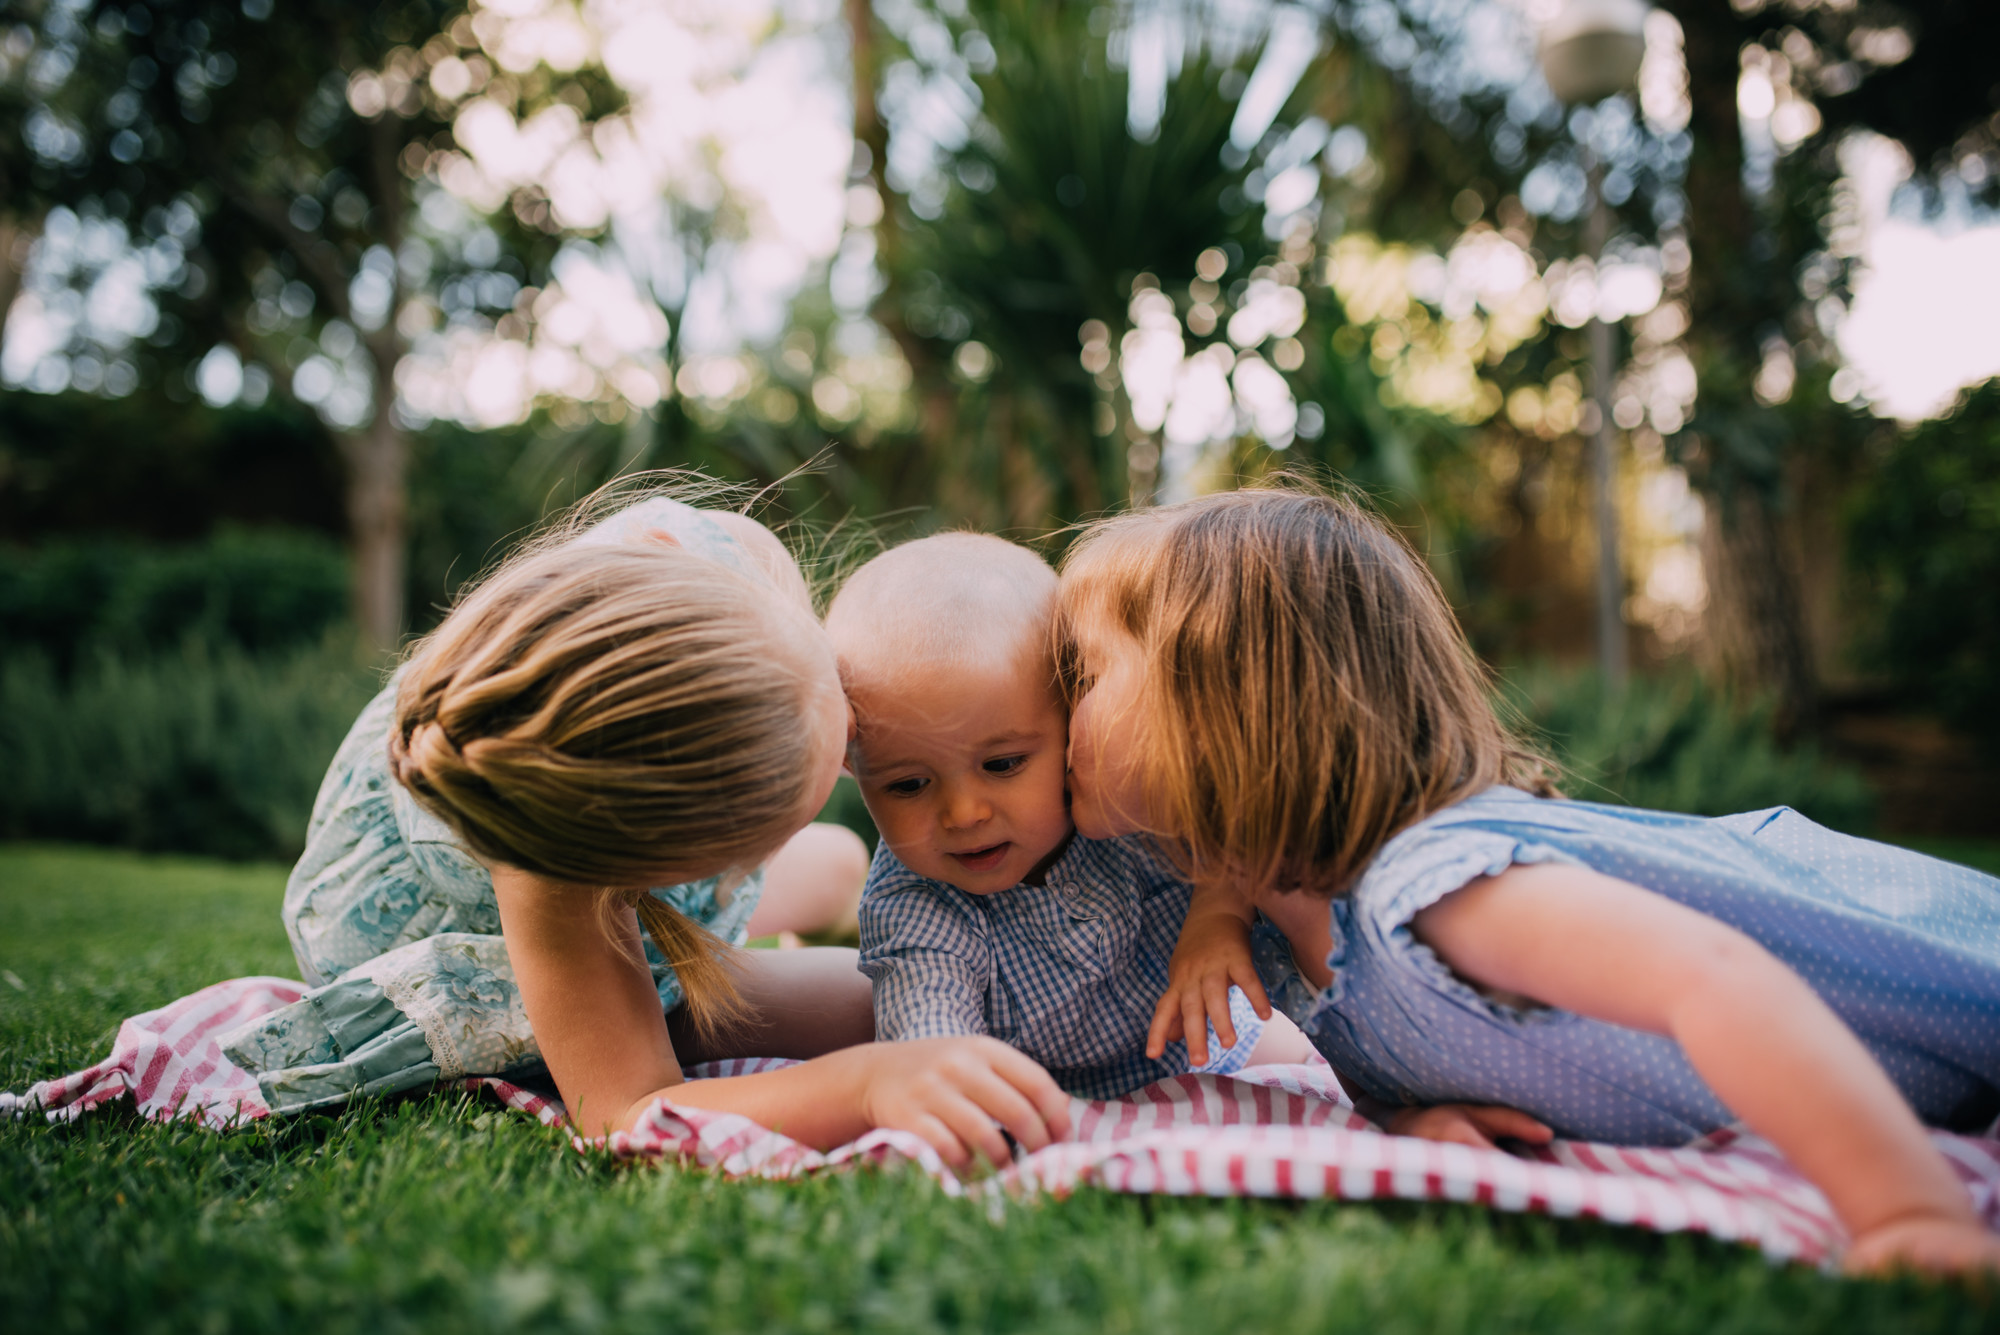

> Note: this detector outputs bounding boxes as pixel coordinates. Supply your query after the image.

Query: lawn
[3,843,1996,1334]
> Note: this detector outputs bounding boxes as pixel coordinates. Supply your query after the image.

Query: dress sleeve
[856,851,991,1043]
[1341,791,1586,1025]
[570,497,754,575]
[1359,793,1587,932]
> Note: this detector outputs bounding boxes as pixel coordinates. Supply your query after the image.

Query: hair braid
[389,536,839,1040]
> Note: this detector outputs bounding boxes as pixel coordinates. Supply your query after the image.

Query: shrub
[0,387,345,543]
[0,530,350,672]
[1498,663,1874,833]
[0,639,381,860]
[1845,378,2000,740]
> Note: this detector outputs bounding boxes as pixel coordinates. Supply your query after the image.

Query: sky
[1833,137,2000,421]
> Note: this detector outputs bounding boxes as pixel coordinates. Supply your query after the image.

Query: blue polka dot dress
[1253,787,2000,1145]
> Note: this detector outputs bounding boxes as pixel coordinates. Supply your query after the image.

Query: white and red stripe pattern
[2,976,305,1128]
[7,977,1997,1266]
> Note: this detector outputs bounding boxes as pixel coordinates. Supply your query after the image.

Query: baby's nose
[942,785,992,828]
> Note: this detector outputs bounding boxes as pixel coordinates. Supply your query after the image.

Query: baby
[829,532,1303,1099]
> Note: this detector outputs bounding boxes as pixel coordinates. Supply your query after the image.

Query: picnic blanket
[8,976,2000,1268]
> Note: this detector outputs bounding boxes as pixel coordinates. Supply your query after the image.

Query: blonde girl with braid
[220,489,1070,1162]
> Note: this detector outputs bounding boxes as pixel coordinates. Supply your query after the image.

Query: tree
[1654,0,1998,730]
[1263,0,1998,727]
[845,0,1458,545]
[16,0,617,649]
[0,10,57,348]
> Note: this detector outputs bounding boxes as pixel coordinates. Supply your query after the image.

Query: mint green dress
[218,501,767,1114]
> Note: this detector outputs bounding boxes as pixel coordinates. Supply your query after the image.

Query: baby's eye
[983,754,1028,776]
[884,776,930,797]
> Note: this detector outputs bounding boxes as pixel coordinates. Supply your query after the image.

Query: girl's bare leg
[748,822,869,939]
[669,947,875,1063]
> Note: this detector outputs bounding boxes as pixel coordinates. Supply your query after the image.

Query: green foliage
[4,844,1991,1334]
[0,390,709,640]
[876,0,1271,525]
[1846,380,2000,740]
[0,530,351,669]
[0,387,346,544]
[1500,663,1874,832]
[403,418,625,628]
[0,640,380,860]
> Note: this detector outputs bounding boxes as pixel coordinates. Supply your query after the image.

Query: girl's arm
[1415,862,1999,1276]
[1150,882,1557,1151]
[490,866,1070,1168]
[1146,879,1271,1064]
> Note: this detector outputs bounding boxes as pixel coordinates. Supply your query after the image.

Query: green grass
[4,843,1997,1333]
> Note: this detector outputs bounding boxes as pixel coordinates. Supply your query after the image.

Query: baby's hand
[1148,891,1269,1067]
[1845,1214,2000,1282]
[1381,1103,1554,1152]
[857,1035,1071,1175]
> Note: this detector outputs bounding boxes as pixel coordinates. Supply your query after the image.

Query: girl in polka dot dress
[1059,485,2000,1278]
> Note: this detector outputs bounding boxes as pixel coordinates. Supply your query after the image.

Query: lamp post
[1538,0,1647,689]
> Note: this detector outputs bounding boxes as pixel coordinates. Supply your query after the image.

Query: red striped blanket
[8,975,1998,1267]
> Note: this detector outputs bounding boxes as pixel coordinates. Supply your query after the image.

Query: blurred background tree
[1654,0,2000,735]
[2,0,1996,858]
[7,0,632,647]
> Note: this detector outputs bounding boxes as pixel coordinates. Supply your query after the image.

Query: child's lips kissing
[948,841,1012,873]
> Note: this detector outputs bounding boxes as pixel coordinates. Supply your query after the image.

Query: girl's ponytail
[624,891,741,1043]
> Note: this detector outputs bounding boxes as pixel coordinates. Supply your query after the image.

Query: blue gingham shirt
[857,833,1265,1099]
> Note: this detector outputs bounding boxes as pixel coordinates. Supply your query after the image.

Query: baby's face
[848,656,1073,894]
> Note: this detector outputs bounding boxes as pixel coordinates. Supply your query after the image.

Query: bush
[0,388,347,546]
[0,529,350,672]
[0,639,381,860]
[1845,378,2000,740]
[1499,663,1874,833]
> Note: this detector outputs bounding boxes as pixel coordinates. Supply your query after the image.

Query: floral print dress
[219,500,765,1114]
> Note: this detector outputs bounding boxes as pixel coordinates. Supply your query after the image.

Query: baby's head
[826,533,1071,894]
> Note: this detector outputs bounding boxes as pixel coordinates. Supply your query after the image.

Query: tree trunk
[846,0,958,509]
[1661,0,1818,733]
[341,342,409,652]
[1700,484,1817,736]
[0,213,39,350]
[339,414,408,653]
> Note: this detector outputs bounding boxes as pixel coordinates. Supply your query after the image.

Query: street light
[1538,0,1647,690]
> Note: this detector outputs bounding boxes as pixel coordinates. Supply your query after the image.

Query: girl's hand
[1148,886,1270,1066]
[1846,1215,2000,1281]
[857,1036,1072,1173]
[1381,1103,1555,1152]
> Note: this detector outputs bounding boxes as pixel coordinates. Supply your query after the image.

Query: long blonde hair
[388,510,837,1038]
[1059,483,1552,898]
